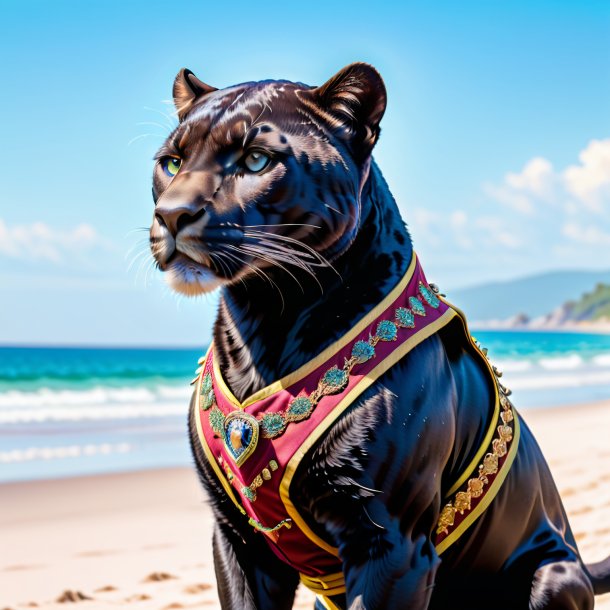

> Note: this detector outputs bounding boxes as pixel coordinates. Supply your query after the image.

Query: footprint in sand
[77,549,121,558]
[2,564,44,572]
[94,585,118,593]
[141,543,174,550]
[143,571,177,583]
[125,594,151,602]
[162,604,184,609]
[56,591,92,603]
[184,583,212,594]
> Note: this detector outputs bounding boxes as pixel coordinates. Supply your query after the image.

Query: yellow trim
[442,300,500,498]
[300,571,346,596]
[435,410,521,556]
[193,355,247,517]
[279,308,458,556]
[212,252,419,410]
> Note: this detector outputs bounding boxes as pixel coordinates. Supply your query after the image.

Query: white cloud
[475,216,522,249]
[0,219,115,264]
[562,222,610,246]
[563,139,610,212]
[409,208,476,251]
[485,138,610,216]
[483,157,558,215]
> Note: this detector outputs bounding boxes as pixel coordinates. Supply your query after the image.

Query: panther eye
[243,151,270,173]
[161,157,182,177]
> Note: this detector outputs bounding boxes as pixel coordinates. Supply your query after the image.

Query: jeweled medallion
[223,412,259,466]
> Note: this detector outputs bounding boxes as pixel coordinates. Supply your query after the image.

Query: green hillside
[564,283,610,321]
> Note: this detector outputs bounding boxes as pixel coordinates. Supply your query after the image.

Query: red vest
[192,253,520,606]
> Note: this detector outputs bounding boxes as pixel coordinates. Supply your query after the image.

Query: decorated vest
[192,253,520,610]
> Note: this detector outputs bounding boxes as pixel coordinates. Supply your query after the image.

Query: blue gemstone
[376,320,398,341]
[351,340,375,363]
[395,307,415,328]
[419,283,440,308]
[409,296,426,316]
[225,418,254,458]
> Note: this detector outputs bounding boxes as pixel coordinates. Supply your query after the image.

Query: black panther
[149,62,610,609]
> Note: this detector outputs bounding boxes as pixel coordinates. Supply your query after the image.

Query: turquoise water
[1,332,609,483]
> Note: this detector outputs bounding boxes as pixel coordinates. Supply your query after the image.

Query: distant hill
[557,283,610,322]
[447,270,610,322]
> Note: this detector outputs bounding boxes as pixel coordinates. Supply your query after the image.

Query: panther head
[149,63,387,296]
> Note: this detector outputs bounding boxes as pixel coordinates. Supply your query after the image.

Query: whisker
[127,133,165,147]
[136,121,172,132]
[143,105,178,130]
[228,243,305,296]
[221,248,286,312]
[240,227,341,279]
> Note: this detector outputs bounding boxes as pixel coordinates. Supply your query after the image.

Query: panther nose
[155,197,205,236]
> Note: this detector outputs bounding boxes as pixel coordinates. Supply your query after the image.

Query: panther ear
[311,62,387,158]
[173,68,217,120]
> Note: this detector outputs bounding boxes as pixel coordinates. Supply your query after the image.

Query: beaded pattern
[241,459,279,502]
[436,345,516,536]
[257,281,441,439]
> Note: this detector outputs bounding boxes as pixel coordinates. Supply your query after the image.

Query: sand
[1,401,609,610]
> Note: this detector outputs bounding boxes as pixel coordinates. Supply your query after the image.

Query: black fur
[150,63,610,609]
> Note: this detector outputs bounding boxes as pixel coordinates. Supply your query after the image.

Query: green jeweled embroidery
[201,372,213,395]
[351,340,376,363]
[286,396,313,419]
[199,373,216,410]
[409,296,426,316]
[209,406,225,435]
[321,366,349,393]
[200,390,215,410]
[206,275,442,445]
[260,412,287,438]
[418,282,440,308]
[376,320,398,341]
[242,486,257,502]
[395,307,415,328]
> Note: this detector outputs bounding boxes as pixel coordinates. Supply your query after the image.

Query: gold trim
[442,300,500,498]
[300,571,346,597]
[436,410,521,556]
[212,252,419,410]
[193,355,247,517]
[279,308,458,556]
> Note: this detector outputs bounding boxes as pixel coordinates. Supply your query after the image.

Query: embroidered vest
[192,253,520,609]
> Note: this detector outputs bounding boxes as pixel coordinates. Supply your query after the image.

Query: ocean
[1,331,609,483]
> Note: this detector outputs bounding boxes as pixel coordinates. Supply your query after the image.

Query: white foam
[538,354,584,371]
[0,385,186,408]
[0,402,187,424]
[0,443,132,463]
[494,359,533,373]
[509,369,610,390]
[592,353,610,368]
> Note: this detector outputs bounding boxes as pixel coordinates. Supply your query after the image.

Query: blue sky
[1,0,609,346]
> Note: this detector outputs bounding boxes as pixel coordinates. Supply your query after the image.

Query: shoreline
[1,402,609,609]
[471,324,610,335]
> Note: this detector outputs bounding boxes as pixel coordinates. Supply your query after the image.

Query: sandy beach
[2,401,609,610]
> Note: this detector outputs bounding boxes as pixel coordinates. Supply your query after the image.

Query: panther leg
[212,521,299,610]
[529,560,594,610]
